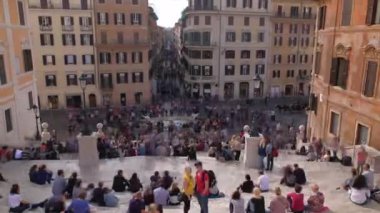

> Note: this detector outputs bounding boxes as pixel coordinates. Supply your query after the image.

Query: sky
[149,0,188,28]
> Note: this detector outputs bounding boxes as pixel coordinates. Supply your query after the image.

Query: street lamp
[30,104,41,141]
[253,74,262,97]
[79,74,91,135]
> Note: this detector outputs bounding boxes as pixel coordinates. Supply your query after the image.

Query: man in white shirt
[153,184,169,206]
[362,164,374,190]
[256,171,270,192]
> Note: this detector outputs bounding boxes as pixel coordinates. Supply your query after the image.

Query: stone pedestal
[77,133,99,182]
[244,137,261,169]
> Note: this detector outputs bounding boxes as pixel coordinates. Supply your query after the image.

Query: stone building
[28,0,100,110]
[308,0,380,149]
[267,0,317,97]
[0,0,39,146]
[182,0,271,100]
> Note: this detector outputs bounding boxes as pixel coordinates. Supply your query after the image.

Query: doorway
[89,94,97,108]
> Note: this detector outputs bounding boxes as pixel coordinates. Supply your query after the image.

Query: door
[89,94,97,108]
[120,93,127,107]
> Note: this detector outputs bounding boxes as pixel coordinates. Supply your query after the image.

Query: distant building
[267,0,317,97]
[182,0,271,100]
[94,0,152,106]
[28,0,100,110]
[0,0,38,146]
[308,0,380,150]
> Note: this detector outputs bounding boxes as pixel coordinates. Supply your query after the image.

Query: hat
[194,161,202,167]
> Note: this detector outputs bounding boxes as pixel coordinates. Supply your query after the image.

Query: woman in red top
[356,146,368,174]
[287,184,305,213]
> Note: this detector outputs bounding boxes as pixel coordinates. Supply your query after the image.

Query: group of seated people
[230,183,327,213]
[339,163,378,205]
[29,164,53,185]
[238,172,270,194]
[280,164,307,187]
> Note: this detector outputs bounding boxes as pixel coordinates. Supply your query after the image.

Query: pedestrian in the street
[182,166,194,213]
[194,161,209,213]
[265,138,274,171]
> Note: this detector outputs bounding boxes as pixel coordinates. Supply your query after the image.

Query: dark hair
[364,163,370,170]
[131,173,138,179]
[75,179,82,188]
[351,168,357,177]
[352,175,368,190]
[283,165,293,176]
[259,170,264,175]
[295,184,302,193]
[57,169,64,176]
[293,164,299,168]
[231,190,241,200]
[71,172,77,178]
[164,171,169,176]
[117,170,123,175]
[245,174,251,180]
[29,165,38,173]
[39,164,47,171]
[10,184,19,194]
[154,171,159,176]
[87,183,95,189]
[98,181,104,188]
[78,191,87,199]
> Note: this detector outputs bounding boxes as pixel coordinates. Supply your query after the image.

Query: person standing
[258,138,267,170]
[52,170,67,197]
[362,164,374,190]
[230,135,242,161]
[182,166,195,213]
[356,146,368,174]
[265,139,274,171]
[194,161,209,213]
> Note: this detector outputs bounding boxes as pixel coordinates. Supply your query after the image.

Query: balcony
[39,25,52,31]
[80,25,92,32]
[297,74,311,81]
[62,25,74,31]
[274,12,316,20]
[183,41,217,48]
[185,5,218,12]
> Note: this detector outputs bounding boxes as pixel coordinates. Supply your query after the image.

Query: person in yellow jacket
[182,166,195,213]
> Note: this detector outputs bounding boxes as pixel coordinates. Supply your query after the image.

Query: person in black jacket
[293,164,307,185]
[128,173,143,193]
[91,182,105,206]
[112,170,129,192]
[65,172,78,198]
[239,174,254,193]
[161,171,173,190]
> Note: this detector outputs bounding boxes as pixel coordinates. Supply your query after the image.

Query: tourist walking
[182,166,195,213]
[194,161,209,213]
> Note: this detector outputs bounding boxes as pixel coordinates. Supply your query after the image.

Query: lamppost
[79,75,91,135]
[30,104,41,141]
[253,74,262,97]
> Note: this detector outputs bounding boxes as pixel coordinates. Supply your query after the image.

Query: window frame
[329,110,341,136]
[362,60,378,97]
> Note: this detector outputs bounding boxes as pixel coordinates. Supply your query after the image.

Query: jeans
[182,193,191,213]
[259,156,265,170]
[266,155,273,171]
[196,194,208,213]
[234,151,241,161]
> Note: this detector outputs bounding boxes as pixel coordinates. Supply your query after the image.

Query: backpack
[371,190,380,203]
[299,146,306,155]
[272,148,279,157]
[341,156,352,166]
[194,170,208,193]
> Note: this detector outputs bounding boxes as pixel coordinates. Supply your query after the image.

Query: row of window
[39,0,84,10]
[189,16,266,27]
[276,5,314,19]
[272,69,310,79]
[329,111,370,146]
[273,54,310,64]
[225,50,266,59]
[225,0,268,9]
[318,0,380,30]
[274,23,313,34]
[45,72,144,87]
[41,52,143,66]
[40,33,93,46]
[189,64,265,76]
[0,51,33,86]
[39,16,92,29]
[97,13,142,25]
[314,55,379,98]
[226,32,265,43]
[273,36,312,47]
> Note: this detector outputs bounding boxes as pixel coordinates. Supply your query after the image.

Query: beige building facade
[0,0,39,146]
[28,0,99,110]
[94,0,152,106]
[183,0,271,100]
[267,0,317,97]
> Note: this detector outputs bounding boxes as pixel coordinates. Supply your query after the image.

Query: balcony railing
[183,41,216,47]
[80,25,92,31]
[62,25,74,31]
[297,74,311,81]
[39,25,52,31]
[185,5,218,12]
[99,40,150,46]
[274,12,316,19]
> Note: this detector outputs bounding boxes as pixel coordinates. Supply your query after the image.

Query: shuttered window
[318,6,327,30]
[330,57,349,89]
[341,0,353,26]
[363,61,378,97]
